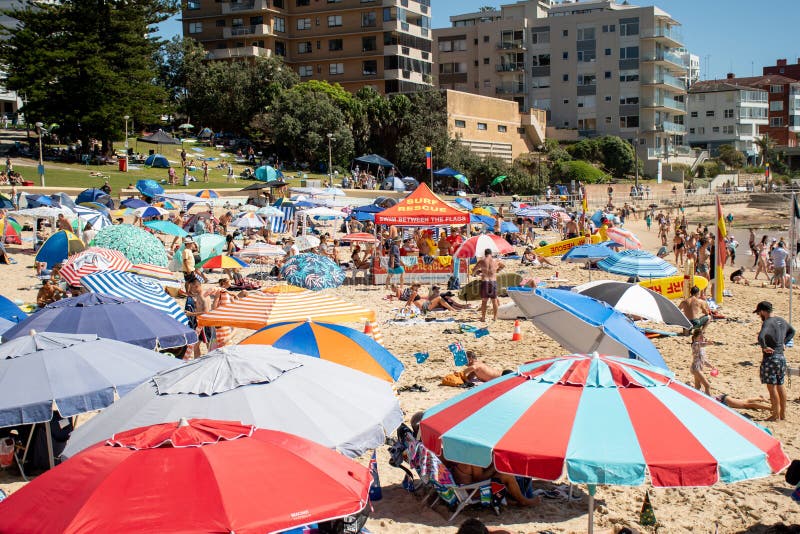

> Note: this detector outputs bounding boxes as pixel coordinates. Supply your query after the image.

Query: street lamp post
[35,121,44,187]
[326,132,335,183]
[537,144,544,193]
[124,115,130,152]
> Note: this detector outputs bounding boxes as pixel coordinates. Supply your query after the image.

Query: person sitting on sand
[730,266,750,285]
[462,351,503,382]
[36,279,64,308]
[430,286,474,311]
[456,518,512,534]
[351,245,371,270]
[679,285,711,334]
[715,393,773,411]
[404,282,456,313]
[450,462,541,507]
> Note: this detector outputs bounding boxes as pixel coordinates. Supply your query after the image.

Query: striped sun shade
[60,248,133,286]
[197,285,376,330]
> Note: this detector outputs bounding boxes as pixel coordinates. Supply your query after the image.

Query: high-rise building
[0,0,22,121]
[434,0,691,175]
[181,0,433,94]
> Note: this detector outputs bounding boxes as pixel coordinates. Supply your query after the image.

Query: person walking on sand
[690,329,714,395]
[472,248,504,321]
[384,236,404,290]
[679,285,711,334]
[754,301,795,421]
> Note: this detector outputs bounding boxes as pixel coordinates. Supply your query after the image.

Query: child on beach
[691,329,715,394]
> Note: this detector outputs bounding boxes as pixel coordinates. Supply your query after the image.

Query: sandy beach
[2,200,800,533]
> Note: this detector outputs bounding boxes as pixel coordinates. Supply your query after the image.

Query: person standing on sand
[679,285,710,334]
[690,329,714,395]
[755,301,795,421]
[472,248,504,321]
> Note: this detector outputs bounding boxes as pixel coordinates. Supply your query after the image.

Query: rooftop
[691,74,799,92]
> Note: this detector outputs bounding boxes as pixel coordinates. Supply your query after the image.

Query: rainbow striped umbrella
[240,320,403,382]
[197,254,248,270]
[422,352,788,486]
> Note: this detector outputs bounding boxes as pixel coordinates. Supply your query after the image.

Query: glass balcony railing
[497,41,526,50]
[641,51,684,67]
[642,97,686,111]
[646,146,692,158]
[496,83,525,95]
[642,73,685,90]
[641,26,683,44]
[496,64,525,72]
[659,120,687,134]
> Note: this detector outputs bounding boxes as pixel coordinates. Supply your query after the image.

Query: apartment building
[764,58,800,81]
[433,0,691,176]
[182,0,433,94]
[0,1,22,120]
[685,80,768,163]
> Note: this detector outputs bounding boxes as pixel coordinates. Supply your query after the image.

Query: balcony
[647,145,692,158]
[657,120,687,134]
[497,41,526,51]
[641,26,683,46]
[641,97,686,112]
[641,73,686,92]
[206,45,272,60]
[221,0,269,14]
[496,83,525,95]
[223,24,270,39]
[496,63,524,72]
[641,50,685,71]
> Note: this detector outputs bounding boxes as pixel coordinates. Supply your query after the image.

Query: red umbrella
[342,232,379,243]
[60,247,133,286]
[454,233,514,258]
[0,419,371,534]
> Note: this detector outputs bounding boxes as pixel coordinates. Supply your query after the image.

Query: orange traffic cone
[511,319,522,341]
[364,320,374,337]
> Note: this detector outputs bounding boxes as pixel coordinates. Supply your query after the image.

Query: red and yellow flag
[715,195,727,304]
[581,188,588,214]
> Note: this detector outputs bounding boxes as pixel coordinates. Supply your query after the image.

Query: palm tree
[754,134,775,166]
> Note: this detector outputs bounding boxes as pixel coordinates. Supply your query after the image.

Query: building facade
[0,0,22,121]
[685,80,768,163]
[181,0,433,94]
[445,89,546,163]
[763,58,800,81]
[433,0,691,175]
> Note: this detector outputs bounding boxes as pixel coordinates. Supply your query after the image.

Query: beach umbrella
[500,221,519,233]
[135,179,165,199]
[420,353,789,533]
[154,200,179,210]
[11,205,74,220]
[134,205,169,219]
[75,188,114,209]
[472,207,492,216]
[62,345,403,459]
[514,208,549,219]
[34,230,85,268]
[434,167,468,185]
[178,122,194,129]
[90,224,169,267]
[196,189,219,199]
[2,293,197,350]
[239,242,285,258]
[491,175,507,186]
[198,284,375,330]
[574,281,692,329]
[606,227,642,249]
[191,233,227,261]
[354,154,393,167]
[304,207,345,218]
[295,235,321,251]
[231,212,267,229]
[82,270,190,325]
[454,234,514,258]
[241,320,403,382]
[0,217,23,244]
[255,206,285,219]
[128,263,181,285]
[508,287,666,369]
[281,253,345,291]
[254,165,279,182]
[0,331,178,430]
[24,193,52,207]
[120,198,149,209]
[198,254,248,270]
[0,294,27,323]
[59,247,133,286]
[454,197,472,210]
[322,187,346,197]
[470,213,495,227]
[0,317,14,336]
[532,204,566,212]
[2,418,372,534]
[73,206,111,230]
[0,193,13,210]
[342,232,378,243]
[597,249,678,279]
[144,220,188,238]
[561,243,616,263]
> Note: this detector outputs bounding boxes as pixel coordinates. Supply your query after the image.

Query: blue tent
[25,194,52,208]
[500,221,519,233]
[351,204,384,222]
[76,188,115,209]
[254,165,282,182]
[144,153,170,169]
[0,294,27,323]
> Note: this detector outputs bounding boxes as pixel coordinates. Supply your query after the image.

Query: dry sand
[2,202,800,532]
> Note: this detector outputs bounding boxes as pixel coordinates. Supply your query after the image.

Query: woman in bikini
[754,235,770,280]
[673,230,685,267]
[404,282,456,313]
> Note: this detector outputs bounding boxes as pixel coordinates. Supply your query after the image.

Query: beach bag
[0,437,14,468]
[447,275,460,291]
[441,372,465,387]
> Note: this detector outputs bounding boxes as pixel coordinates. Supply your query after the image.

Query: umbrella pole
[587,484,596,534]
[45,421,54,469]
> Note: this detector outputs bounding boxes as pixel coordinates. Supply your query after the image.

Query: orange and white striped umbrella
[60,247,133,286]
[197,285,376,330]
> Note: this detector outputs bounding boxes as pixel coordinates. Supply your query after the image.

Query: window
[619,17,639,36]
[689,128,695,134]
[576,28,595,41]
[362,11,376,27]
[531,29,549,44]
[188,22,202,34]
[297,18,311,30]
[250,15,263,25]
[771,117,784,127]
[619,115,639,128]
[327,15,342,27]
[483,57,490,64]
[273,17,285,32]
[362,36,376,52]
[577,50,595,62]
[723,125,735,134]
[619,71,639,82]
[562,29,568,37]
[298,66,313,77]
[602,24,616,33]
[619,96,638,104]
[477,123,487,131]
[604,48,611,56]
[604,71,611,79]
[363,60,377,75]
[690,111,698,118]
[329,63,344,75]
[296,0,309,5]
[604,95,612,102]
[215,19,225,27]
[454,120,466,128]
[770,84,783,93]
[563,99,569,104]
[706,110,715,117]
[531,54,550,66]
[605,116,612,123]
[187,0,200,9]
[770,100,784,111]
[578,74,596,86]
[328,39,343,51]
[231,18,243,27]
[562,74,569,81]
[483,35,489,42]
[273,0,283,6]
[298,41,312,53]
[562,51,568,60]
[619,46,638,59]
[498,125,507,133]
[724,109,734,118]
[712,126,720,133]
[483,79,491,88]
[517,127,525,134]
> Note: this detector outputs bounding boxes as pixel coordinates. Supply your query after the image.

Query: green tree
[552,160,608,184]
[394,91,450,178]
[568,138,602,162]
[598,135,637,177]
[0,0,179,150]
[717,144,745,168]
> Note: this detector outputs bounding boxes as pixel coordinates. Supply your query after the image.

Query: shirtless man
[450,462,541,507]
[679,285,711,334]
[463,351,502,382]
[564,216,579,239]
[472,249,504,321]
[697,238,710,279]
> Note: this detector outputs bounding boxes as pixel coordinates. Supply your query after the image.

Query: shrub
[553,160,607,184]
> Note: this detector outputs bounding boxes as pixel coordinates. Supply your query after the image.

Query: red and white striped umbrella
[342,233,378,243]
[606,227,642,250]
[454,234,514,258]
[60,247,133,286]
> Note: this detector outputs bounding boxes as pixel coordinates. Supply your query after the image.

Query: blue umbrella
[76,189,114,209]
[500,221,519,233]
[2,293,197,350]
[514,208,550,219]
[508,287,666,369]
[562,243,616,263]
[35,230,86,269]
[597,249,678,278]
[81,271,190,325]
[434,167,468,186]
[0,295,26,323]
[0,331,179,428]
[280,253,345,291]
[25,194,52,208]
[144,220,188,238]
[254,165,280,182]
[454,197,472,210]
[0,317,14,336]
[354,154,393,167]
[470,213,495,227]
[135,179,165,199]
[121,198,149,209]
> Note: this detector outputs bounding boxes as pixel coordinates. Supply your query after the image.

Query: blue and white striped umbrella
[73,206,111,230]
[81,270,189,325]
[597,249,678,278]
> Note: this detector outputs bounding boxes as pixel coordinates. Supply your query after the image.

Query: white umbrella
[304,207,345,218]
[231,213,267,229]
[239,243,285,258]
[294,235,320,251]
[256,206,285,219]
[10,206,74,219]
[62,345,403,459]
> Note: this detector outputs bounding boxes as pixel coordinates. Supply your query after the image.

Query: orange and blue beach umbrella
[197,254,248,270]
[196,189,219,199]
[240,320,404,382]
